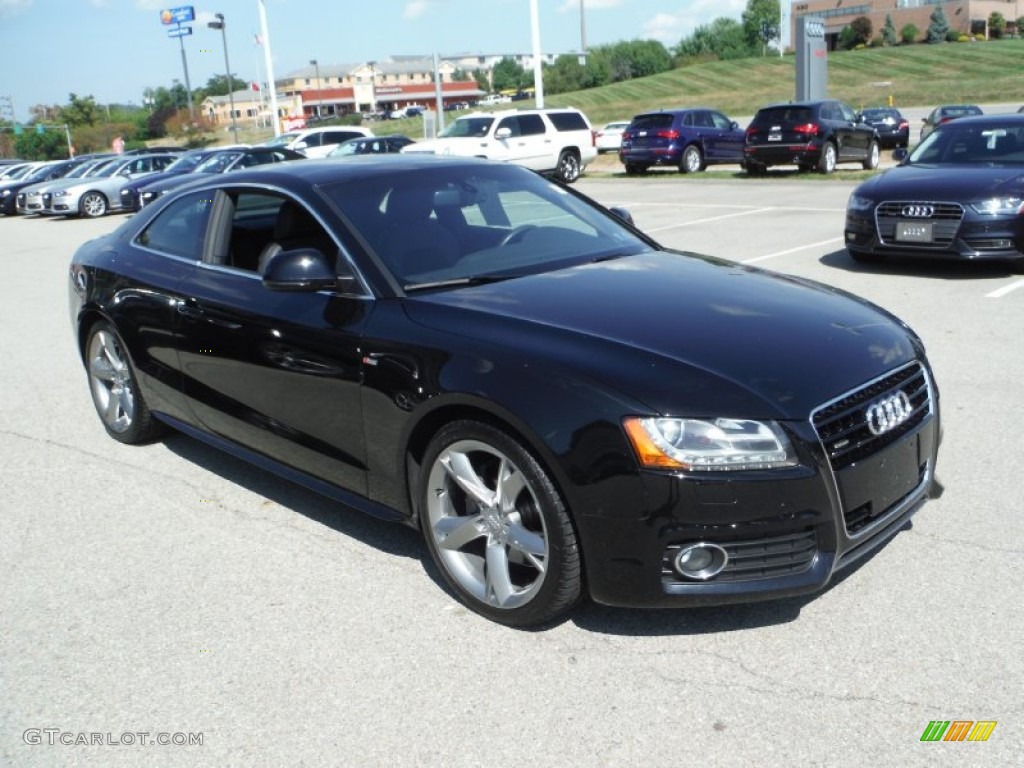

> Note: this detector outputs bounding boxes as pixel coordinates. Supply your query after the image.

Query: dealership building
[791,0,1024,47]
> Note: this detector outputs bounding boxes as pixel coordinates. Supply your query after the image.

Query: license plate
[895,220,933,243]
[767,134,782,142]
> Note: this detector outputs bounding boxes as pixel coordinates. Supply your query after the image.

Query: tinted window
[325,131,362,144]
[630,114,674,131]
[710,112,734,130]
[518,114,546,136]
[753,107,812,125]
[135,191,214,259]
[547,111,588,131]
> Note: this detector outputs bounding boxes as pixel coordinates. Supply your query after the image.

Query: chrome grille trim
[875,200,964,247]
[811,361,933,471]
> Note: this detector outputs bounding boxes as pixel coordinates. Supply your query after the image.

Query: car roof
[932,113,1024,127]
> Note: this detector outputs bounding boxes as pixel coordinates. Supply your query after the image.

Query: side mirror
[731,121,739,131]
[262,248,336,292]
[495,127,512,140]
[609,206,634,227]
[293,140,308,150]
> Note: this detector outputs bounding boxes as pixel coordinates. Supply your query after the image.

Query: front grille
[876,201,964,247]
[812,362,932,471]
[662,529,817,584]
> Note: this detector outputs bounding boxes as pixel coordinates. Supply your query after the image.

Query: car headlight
[847,193,874,213]
[970,197,1023,215]
[0,189,10,197]
[54,190,71,197]
[623,417,798,472]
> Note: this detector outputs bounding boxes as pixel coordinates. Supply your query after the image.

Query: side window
[518,114,546,136]
[135,191,214,259]
[694,112,714,128]
[223,191,337,273]
[710,112,733,130]
[547,111,588,132]
[497,117,521,137]
[838,103,856,122]
[682,113,694,127]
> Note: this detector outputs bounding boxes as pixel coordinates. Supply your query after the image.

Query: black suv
[743,100,880,174]
[618,108,745,174]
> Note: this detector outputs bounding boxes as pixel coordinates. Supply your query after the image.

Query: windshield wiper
[403,274,519,292]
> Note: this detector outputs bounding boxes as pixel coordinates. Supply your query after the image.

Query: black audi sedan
[845,114,1024,271]
[69,156,941,627]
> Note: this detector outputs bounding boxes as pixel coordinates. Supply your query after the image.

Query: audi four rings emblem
[865,391,913,436]
[901,204,934,218]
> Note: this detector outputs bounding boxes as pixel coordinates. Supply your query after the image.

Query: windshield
[194,152,242,173]
[320,164,650,288]
[439,117,494,138]
[908,123,1024,165]
[23,163,59,182]
[164,151,208,172]
[262,132,301,148]
[329,141,361,157]
[2,164,35,180]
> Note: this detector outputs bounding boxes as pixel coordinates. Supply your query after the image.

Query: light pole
[310,59,323,120]
[367,60,377,116]
[208,13,239,142]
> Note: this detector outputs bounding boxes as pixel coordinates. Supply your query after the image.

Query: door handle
[176,299,202,319]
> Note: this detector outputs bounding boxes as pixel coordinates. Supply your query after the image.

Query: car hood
[858,164,1024,200]
[404,252,920,419]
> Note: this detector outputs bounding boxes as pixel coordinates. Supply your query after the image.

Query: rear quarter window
[547,112,588,132]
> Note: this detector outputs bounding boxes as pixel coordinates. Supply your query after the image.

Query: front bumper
[846,206,1024,263]
[576,361,940,608]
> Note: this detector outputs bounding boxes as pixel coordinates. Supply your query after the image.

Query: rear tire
[85,321,164,444]
[863,140,880,171]
[555,150,581,183]
[680,144,704,173]
[817,142,837,174]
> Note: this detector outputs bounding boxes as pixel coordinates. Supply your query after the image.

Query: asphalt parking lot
[2,176,1022,767]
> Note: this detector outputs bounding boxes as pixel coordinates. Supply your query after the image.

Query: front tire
[419,420,582,627]
[80,191,108,218]
[680,144,704,173]
[555,150,581,183]
[85,321,163,444]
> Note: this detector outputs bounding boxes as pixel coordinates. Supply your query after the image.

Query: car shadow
[161,432,423,561]
[161,430,908,636]
[822,248,1022,279]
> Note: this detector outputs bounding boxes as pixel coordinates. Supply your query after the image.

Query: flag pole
[258,0,280,136]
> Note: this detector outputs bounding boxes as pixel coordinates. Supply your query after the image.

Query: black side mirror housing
[262,248,337,292]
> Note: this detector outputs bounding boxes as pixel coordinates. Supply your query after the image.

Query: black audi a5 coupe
[846,114,1024,271]
[69,156,941,626]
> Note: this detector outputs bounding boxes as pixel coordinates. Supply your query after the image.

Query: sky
[0,0,754,122]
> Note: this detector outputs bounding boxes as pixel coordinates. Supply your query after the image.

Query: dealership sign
[160,6,195,25]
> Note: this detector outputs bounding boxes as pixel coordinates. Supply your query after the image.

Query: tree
[472,69,490,94]
[676,18,755,61]
[882,14,898,46]
[60,93,100,127]
[741,0,781,50]
[200,73,247,99]
[989,12,1006,39]
[900,23,919,44]
[587,40,671,84]
[14,126,69,160]
[850,16,873,46]
[927,6,950,43]
[543,55,587,95]
[491,57,526,92]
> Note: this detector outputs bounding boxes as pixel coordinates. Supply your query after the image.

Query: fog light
[674,543,728,580]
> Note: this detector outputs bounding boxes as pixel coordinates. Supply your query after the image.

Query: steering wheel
[499,225,537,247]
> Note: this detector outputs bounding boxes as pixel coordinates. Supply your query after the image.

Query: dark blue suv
[618,108,746,174]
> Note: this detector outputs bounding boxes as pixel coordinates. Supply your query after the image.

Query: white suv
[262,126,374,159]
[402,108,597,183]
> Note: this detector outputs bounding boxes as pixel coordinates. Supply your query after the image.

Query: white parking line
[986,279,1024,298]
[741,237,846,264]
[645,208,774,233]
